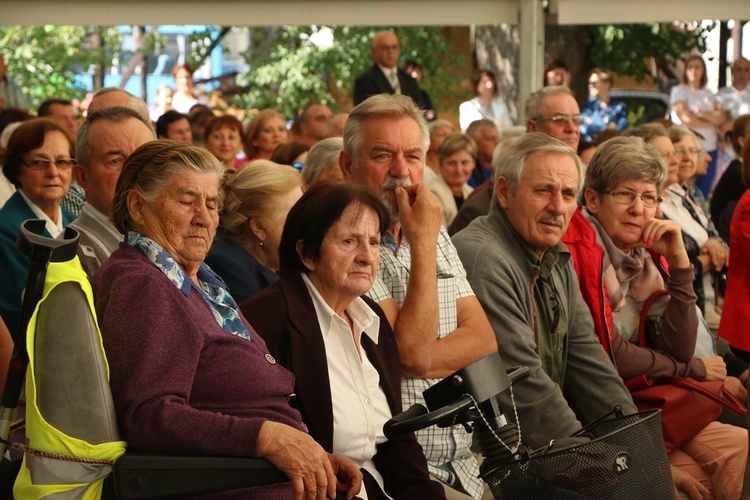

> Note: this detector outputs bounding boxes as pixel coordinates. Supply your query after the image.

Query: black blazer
[240,273,445,500]
[353,64,421,107]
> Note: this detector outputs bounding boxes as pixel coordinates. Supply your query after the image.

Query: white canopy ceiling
[3,0,748,26]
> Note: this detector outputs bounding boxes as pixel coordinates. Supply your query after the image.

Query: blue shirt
[580,96,629,143]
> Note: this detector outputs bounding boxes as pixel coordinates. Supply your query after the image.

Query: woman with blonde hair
[205,160,303,302]
[243,109,288,162]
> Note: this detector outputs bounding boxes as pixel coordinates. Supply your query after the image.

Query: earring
[259,241,264,247]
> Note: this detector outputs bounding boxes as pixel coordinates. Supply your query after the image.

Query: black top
[711,159,746,243]
[205,229,278,304]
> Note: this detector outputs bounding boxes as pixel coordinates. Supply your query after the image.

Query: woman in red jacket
[720,129,750,361]
[563,136,747,498]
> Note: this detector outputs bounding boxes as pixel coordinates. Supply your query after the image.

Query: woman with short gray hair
[563,136,746,499]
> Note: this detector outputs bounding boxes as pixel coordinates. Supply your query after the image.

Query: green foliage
[234,26,462,117]
[585,22,715,81]
[186,26,229,71]
[0,26,123,109]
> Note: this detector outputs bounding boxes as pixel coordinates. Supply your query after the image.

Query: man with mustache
[453,133,635,450]
[340,94,497,500]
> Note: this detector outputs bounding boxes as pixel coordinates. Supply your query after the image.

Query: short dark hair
[2,118,75,187]
[270,141,309,166]
[156,110,190,138]
[0,108,32,136]
[279,182,389,275]
[38,98,73,117]
[471,69,497,97]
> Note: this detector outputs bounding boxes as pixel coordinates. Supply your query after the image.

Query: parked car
[610,89,670,127]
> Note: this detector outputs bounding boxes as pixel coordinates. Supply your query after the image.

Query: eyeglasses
[599,189,662,208]
[535,114,584,126]
[673,147,704,156]
[21,158,76,171]
[376,44,399,51]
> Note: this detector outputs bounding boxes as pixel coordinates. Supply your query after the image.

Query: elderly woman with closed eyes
[91,140,361,500]
[0,118,76,337]
[241,182,444,500]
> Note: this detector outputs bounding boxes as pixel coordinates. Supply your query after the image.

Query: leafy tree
[234,26,463,117]
[0,26,123,110]
[584,22,716,82]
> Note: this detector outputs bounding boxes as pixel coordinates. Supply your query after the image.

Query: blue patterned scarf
[126,231,251,341]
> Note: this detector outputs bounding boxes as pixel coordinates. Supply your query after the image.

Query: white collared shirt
[18,189,63,237]
[661,184,709,248]
[301,273,393,500]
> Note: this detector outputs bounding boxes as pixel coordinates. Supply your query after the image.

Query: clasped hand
[257,421,362,500]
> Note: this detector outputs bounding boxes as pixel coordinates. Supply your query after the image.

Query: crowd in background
[1,33,750,499]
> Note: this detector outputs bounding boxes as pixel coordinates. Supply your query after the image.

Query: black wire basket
[485,409,673,499]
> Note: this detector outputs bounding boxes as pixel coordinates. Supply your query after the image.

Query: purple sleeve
[94,255,301,458]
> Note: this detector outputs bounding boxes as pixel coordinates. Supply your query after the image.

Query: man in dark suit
[353,31,421,106]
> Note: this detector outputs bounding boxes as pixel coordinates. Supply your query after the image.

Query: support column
[518,0,544,123]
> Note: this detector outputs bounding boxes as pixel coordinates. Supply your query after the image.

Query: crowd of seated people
[2,40,750,499]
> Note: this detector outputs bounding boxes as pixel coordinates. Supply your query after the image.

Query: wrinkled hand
[724,376,747,401]
[328,454,363,500]
[395,183,442,247]
[257,421,339,500]
[670,464,710,499]
[628,219,689,268]
[698,356,727,381]
[701,238,727,272]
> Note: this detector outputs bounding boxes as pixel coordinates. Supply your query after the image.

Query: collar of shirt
[82,201,123,242]
[19,189,63,237]
[381,230,401,255]
[301,272,380,345]
[381,227,456,279]
[377,63,396,78]
[126,231,252,341]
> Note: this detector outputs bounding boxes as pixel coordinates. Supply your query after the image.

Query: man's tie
[389,69,401,94]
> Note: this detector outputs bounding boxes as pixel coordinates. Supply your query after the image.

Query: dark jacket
[353,64,421,106]
[205,229,278,304]
[240,273,444,500]
[0,191,75,337]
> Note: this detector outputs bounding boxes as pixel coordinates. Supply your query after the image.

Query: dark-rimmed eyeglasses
[599,189,662,208]
[534,114,584,126]
[21,158,76,171]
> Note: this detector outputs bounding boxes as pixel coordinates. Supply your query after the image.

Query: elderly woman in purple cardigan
[90,140,361,500]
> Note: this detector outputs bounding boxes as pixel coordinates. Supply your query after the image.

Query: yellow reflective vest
[14,257,126,499]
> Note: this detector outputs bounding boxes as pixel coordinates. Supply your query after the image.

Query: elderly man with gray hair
[69,106,155,276]
[525,86,582,151]
[453,132,636,450]
[301,137,344,187]
[340,93,497,500]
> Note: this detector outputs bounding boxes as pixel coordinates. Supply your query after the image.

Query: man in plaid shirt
[340,94,497,500]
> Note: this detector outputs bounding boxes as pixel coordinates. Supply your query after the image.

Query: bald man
[353,30,421,106]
